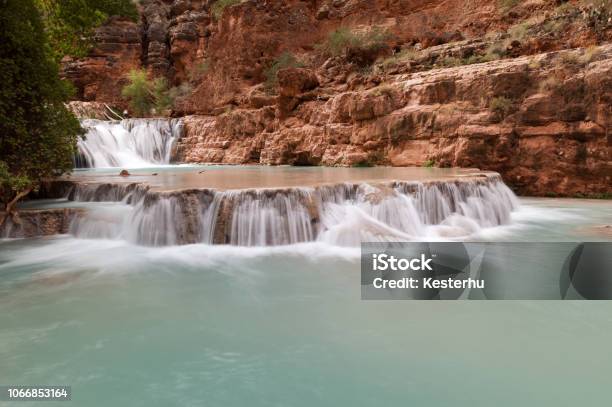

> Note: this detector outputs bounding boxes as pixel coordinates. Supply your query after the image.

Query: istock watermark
[372,253,433,271]
[361,242,612,300]
[370,252,483,290]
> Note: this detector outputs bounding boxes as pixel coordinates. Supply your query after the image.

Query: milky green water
[1,198,611,406]
[68,165,490,191]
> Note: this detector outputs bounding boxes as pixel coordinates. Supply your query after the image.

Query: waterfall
[64,175,520,247]
[75,119,183,168]
[224,189,316,246]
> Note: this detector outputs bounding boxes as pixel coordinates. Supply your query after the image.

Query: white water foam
[76,119,182,168]
[66,177,521,247]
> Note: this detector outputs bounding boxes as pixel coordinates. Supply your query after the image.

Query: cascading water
[66,175,520,247]
[75,118,182,168]
[65,120,520,246]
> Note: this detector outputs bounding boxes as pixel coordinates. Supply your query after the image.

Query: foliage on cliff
[316,27,391,66]
[35,0,138,62]
[0,0,82,223]
[211,0,242,20]
[264,52,303,92]
[121,69,176,116]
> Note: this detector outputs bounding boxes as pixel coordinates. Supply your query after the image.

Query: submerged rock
[0,208,84,238]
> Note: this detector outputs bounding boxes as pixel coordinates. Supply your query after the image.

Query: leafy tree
[121,69,175,116]
[122,69,152,116]
[0,0,82,225]
[151,78,173,112]
[35,0,138,62]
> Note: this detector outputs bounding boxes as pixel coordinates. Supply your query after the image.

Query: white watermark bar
[0,386,71,401]
[361,242,612,300]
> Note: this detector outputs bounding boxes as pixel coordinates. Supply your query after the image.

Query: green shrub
[539,75,563,93]
[318,27,359,56]
[483,42,507,61]
[472,22,531,65]
[489,96,513,119]
[317,27,390,59]
[423,160,435,168]
[581,0,612,30]
[439,56,462,67]
[542,18,567,34]
[263,52,303,91]
[356,27,391,52]
[151,77,173,112]
[121,69,177,116]
[211,0,241,20]
[508,21,530,42]
[381,48,420,67]
[122,69,152,116]
[463,54,484,65]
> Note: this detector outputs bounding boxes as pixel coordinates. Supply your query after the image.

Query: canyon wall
[62,0,612,196]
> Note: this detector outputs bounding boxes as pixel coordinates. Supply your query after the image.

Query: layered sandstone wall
[62,0,611,109]
[175,45,611,196]
[62,0,612,196]
[62,17,142,103]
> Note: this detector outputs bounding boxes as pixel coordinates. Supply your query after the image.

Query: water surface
[68,165,491,191]
[9,118,607,405]
[1,197,611,406]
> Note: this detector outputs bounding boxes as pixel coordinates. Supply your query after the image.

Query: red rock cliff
[62,0,612,197]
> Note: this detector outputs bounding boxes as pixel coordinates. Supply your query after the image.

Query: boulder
[277,68,319,98]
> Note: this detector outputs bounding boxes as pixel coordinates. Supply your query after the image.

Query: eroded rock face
[141,0,172,76]
[63,0,510,108]
[61,0,612,196]
[174,45,612,196]
[62,0,211,107]
[278,68,319,97]
[61,17,141,105]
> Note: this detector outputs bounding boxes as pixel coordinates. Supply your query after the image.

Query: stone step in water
[35,173,519,247]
